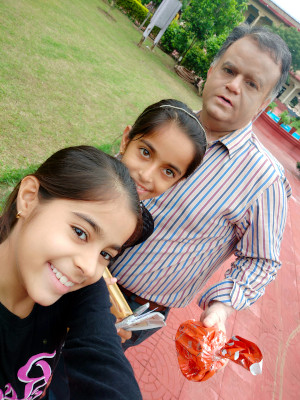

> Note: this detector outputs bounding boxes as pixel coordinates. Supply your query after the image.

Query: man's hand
[200,301,235,335]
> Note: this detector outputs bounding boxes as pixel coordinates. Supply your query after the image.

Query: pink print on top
[0,351,56,400]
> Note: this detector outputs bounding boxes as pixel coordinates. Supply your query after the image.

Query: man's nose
[226,75,242,94]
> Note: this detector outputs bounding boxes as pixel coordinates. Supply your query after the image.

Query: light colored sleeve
[199,177,290,311]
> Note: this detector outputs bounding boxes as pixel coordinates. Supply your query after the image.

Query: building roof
[257,0,300,30]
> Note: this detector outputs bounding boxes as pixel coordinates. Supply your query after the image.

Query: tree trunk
[177,35,198,66]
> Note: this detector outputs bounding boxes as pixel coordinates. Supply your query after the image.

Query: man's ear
[16,176,40,217]
[255,97,272,119]
[206,65,214,78]
[120,125,132,154]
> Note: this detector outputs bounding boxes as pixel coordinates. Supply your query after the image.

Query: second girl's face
[121,122,195,200]
[14,186,137,308]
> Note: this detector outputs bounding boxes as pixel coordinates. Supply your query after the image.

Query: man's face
[201,36,281,134]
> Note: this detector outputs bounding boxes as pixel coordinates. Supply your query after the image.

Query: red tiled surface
[126,115,300,400]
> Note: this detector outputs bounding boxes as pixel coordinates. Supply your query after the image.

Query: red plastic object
[175,320,263,382]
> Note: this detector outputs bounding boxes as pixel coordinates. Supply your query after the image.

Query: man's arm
[199,178,289,330]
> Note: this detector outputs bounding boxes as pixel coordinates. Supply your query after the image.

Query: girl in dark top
[0,146,143,400]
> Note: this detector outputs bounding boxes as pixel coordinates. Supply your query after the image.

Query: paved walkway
[126,114,300,400]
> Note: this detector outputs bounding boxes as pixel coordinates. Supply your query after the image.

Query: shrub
[279,110,291,125]
[182,44,210,78]
[116,0,149,24]
[160,21,180,53]
[266,101,277,112]
[181,34,226,79]
[291,118,300,131]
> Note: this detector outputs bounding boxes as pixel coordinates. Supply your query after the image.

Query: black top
[0,279,142,400]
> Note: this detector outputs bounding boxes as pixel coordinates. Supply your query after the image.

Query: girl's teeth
[50,265,74,287]
[60,276,68,284]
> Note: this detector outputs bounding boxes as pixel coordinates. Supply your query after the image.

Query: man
[110,24,292,349]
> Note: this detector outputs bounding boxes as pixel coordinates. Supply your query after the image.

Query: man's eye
[163,168,175,178]
[73,227,87,241]
[139,148,150,158]
[224,67,233,75]
[247,81,257,89]
[100,251,112,261]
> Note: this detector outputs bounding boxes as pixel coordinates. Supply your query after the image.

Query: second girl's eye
[73,227,88,241]
[139,148,150,158]
[163,168,175,178]
[100,250,112,262]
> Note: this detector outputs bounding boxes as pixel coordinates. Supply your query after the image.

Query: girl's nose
[139,165,155,183]
[75,250,101,281]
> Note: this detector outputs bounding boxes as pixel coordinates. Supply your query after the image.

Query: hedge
[116,0,149,24]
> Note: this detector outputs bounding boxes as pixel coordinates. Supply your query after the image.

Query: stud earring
[16,211,22,219]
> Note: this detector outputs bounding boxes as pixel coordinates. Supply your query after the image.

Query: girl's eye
[73,227,87,241]
[139,148,150,158]
[163,168,175,178]
[100,250,112,262]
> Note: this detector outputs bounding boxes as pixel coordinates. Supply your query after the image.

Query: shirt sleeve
[62,279,142,400]
[199,177,290,311]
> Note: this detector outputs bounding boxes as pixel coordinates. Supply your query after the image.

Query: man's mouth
[218,96,232,106]
[50,264,75,287]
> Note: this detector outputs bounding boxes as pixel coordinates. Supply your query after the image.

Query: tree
[271,25,300,72]
[179,0,247,65]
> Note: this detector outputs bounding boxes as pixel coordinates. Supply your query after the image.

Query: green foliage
[291,119,300,131]
[181,33,227,79]
[160,21,189,54]
[279,110,291,125]
[182,0,247,44]
[116,0,149,23]
[267,101,277,111]
[271,25,300,72]
[182,44,210,77]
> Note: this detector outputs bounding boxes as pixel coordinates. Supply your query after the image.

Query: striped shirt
[110,123,291,310]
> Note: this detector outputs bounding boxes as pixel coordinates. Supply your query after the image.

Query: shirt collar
[211,121,253,159]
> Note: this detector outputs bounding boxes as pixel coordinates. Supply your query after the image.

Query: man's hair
[212,24,292,99]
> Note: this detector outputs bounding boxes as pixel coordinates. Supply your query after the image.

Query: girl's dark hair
[0,146,142,243]
[128,99,207,178]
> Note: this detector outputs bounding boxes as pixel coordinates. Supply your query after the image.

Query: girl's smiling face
[120,122,195,200]
[9,177,137,308]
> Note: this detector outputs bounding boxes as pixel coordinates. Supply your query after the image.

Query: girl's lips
[135,181,150,194]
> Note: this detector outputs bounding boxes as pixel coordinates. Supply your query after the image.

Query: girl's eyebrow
[72,212,121,251]
[140,139,182,175]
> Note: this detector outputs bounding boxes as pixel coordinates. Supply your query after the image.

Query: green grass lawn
[0,0,202,206]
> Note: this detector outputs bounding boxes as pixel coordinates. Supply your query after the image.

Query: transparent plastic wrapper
[175,320,263,382]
